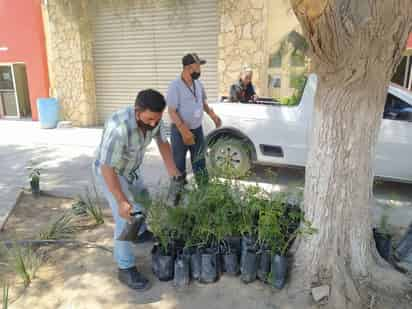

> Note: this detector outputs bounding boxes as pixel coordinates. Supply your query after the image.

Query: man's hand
[204,103,222,128]
[211,113,222,128]
[101,165,134,222]
[167,176,186,207]
[157,140,181,177]
[169,107,195,145]
[179,126,195,145]
[118,200,133,221]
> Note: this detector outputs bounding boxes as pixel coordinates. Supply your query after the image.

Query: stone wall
[42,0,97,126]
[218,0,269,97]
[42,0,297,126]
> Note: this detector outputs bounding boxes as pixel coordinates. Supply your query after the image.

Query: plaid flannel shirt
[95,107,167,182]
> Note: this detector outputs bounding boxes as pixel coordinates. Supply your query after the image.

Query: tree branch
[290,0,412,85]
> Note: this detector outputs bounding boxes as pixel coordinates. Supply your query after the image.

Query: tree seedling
[28,166,41,197]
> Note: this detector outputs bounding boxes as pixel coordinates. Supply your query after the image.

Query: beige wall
[43,0,307,126]
[266,0,300,55]
[266,1,307,100]
[217,0,306,100]
[42,0,97,127]
[218,0,268,97]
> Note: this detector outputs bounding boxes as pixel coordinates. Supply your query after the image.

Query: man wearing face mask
[167,53,221,185]
[93,89,180,291]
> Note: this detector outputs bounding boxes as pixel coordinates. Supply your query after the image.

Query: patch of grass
[72,198,88,217]
[72,189,104,225]
[2,282,9,309]
[3,244,43,288]
[39,212,75,240]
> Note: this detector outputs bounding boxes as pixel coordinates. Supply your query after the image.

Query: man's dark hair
[135,89,166,112]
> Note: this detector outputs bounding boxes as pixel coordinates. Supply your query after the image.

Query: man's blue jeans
[93,162,147,269]
[170,125,208,184]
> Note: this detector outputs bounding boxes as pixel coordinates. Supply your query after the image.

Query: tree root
[288,255,412,309]
[367,263,411,296]
[1,239,113,253]
[328,258,363,309]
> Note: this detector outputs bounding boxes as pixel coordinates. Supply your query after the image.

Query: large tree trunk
[289,1,412,308]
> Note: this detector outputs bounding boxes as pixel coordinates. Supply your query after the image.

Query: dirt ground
[0,193,411,309]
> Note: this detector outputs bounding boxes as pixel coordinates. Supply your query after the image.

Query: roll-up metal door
[93,0,219,124]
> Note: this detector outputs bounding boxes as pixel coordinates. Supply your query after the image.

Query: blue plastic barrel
[37,98,59,129]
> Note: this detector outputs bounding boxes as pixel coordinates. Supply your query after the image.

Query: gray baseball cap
[182,53,206,66]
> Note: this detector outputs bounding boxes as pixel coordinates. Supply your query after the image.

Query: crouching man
[93,89,180,291]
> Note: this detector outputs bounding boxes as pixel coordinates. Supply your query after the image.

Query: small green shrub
[72,188,104,225]
[3,244,43,288]
[257,191,316,256]
[39,212,75,240]
[147,169,316,257]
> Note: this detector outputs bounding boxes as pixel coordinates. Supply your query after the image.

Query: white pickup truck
[203,75,412,182]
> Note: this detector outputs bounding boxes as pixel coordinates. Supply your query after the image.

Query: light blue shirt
[166,76,207,130]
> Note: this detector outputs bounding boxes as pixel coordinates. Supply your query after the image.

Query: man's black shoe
[118,267,150,290]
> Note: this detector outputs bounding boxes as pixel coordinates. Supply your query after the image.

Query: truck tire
[207,138,252,177]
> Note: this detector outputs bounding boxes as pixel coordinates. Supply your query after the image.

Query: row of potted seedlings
[146,177,316,288]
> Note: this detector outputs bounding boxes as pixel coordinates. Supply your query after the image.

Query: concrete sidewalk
[0,120,168,229]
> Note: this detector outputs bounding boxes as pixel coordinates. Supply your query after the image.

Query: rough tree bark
[289,1,412,308]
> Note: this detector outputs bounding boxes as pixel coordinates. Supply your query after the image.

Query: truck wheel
[208,138,252,177]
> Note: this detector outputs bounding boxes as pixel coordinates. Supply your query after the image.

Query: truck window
[383,93,412,122]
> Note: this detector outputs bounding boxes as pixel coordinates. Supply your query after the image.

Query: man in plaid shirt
[93,89,180,291]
